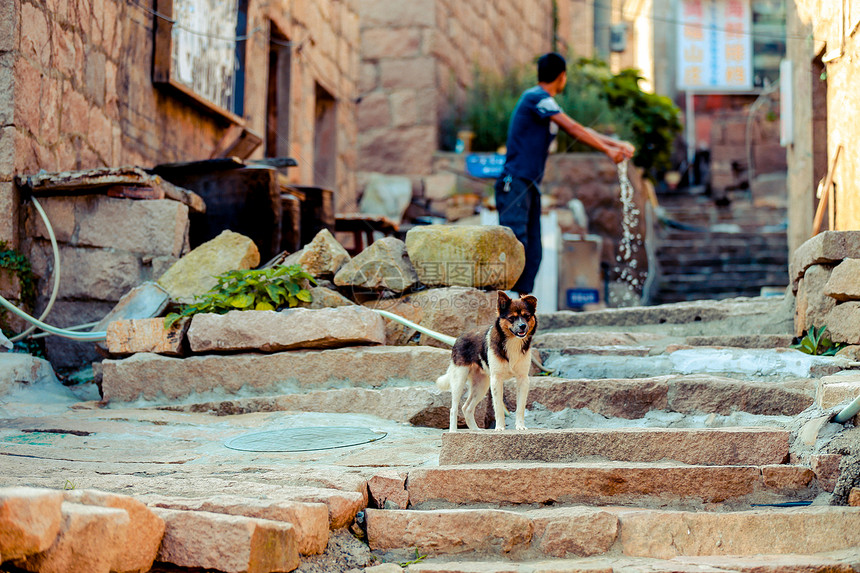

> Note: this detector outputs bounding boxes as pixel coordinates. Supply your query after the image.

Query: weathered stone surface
[405,225,525,289]
[0,354,61,396]
[366,508,533,554]
[795,265,836,336]
[790,231,860,291]
[157,230,260,302]
[365,287,496,348]
[152,508,299,573]
[816,373,860,409]
[824,259,860,301]
[761,465,815,490]
[850,487,860,506]
[106,317,188,356]
[811,454,842,492]
[557,345,652,357]
[676,555,856,573]
[147,496,328,556]
[15,502,129,573]
[283,229,350,278]
[534,331,664,348]
[439,428,789,466]
[526,507,618,557]
[301,286,355,309]
[619,507,860,558]
[63,489,164,573]
[0,487,63,561]
[405,464,765,507]
[91,282,170,336]
[667,374,813,416]
[682,334,795,348]
[367,471,409,510]
[824,302,860,344]
[187,307,385,352]
[334,237,419,293]
[102,346,450,403]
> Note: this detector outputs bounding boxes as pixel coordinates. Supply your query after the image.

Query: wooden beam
[812,144,842,237]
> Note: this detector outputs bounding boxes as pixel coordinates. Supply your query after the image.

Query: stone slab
[525,507,619,558]
[533,332,664,348]
[152,507,299,573]
[405,464,776,507]
[146,495,328,556]
[367,471,409,510]
[0,354,61,396]
[91,281,170,336]
[187,306,386,353]
[824,302,860,344]
[333,236,419,293]
[619,506,860,558]
[106,317,188,356]
[816,373,860,409]
[790,231,860,291]
[439,428,789,466]
[666,374,812,416]
[0,487,63,561]
[824,258,860,301]
[795,265,836,336]
[101,345,450,403]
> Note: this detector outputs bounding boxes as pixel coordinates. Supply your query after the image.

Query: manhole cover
[224,426,387,452]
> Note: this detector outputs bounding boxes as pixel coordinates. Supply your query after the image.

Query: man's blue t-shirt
[502,86,562,184]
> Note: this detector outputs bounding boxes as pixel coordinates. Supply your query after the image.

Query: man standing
[496,52,635,295]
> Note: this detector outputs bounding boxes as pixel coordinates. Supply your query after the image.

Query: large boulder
[334,237,419,294]
[795,265,836,337]
[364,287,496,348]
[790,231,860,292]
[405,225,524,290]
[282,229,350,278]
[0,487,63,561]
[157,230,259,303]
[187,307,386,353]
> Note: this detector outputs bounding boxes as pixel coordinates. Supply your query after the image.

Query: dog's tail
[435,363,454,391]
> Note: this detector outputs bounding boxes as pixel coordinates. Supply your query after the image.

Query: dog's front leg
[489,374,506,431]
[514,375,529,430]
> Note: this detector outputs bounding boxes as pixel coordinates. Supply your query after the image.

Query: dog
[436,291,538,432]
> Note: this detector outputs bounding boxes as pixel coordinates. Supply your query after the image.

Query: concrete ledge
[439,428,789,466]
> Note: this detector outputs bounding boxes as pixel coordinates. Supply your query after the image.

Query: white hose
[0,294,106,341]
[834,394,860,424]
[9,197,62,342]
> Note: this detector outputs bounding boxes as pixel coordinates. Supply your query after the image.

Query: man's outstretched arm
[550,112,635,164]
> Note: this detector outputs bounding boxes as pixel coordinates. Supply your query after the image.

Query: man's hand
[604,138,635,164]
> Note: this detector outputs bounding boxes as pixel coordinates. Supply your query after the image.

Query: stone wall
[1,0,360,249]
[356,0,590,179]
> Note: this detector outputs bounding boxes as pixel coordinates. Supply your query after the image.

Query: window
[153,0,248,123]
[751,0,786,87]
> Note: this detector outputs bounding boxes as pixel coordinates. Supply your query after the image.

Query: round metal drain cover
[224,426,387,452]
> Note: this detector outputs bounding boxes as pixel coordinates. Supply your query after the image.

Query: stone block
[357,91,391,131]
[811,453,842,492]
[301,286,355,309]
[379,57,437,91]
[823,302,860,344]
[15,502,128,573]
[101,345,451,403]
[794,265,836,337]
[620,507,860,559]
[0,182,18,246]
[24,195,76,242]
[406,225,525,290]
[824,258,860,301]
[91,281,171,335]
[816,373,860,409]
[157,230,260,302]
[367,471,409,510]
[366,508,533,554]
[390,90,418,127]
[334,237,419,293]
[146,496,328,556]
[361,28,422,59]
[152,508,299,573]
[187,306,385,353]
[790,231,860,292]
[75,197,188,257]
[423,172,457,201]
[0,0,17,52]
[359,125,436,175]
[667,375,812,417]
[63,489,164,573]
[0,487,63,561]
[282,229,350,279]
[358,0,436,27]
[527,507,618,557]
[850,488,860,506]
[106,317,188,356]
[0,354,61,396]
[364,287,496,348]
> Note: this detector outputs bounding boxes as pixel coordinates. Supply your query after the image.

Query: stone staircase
[652,193,789,304]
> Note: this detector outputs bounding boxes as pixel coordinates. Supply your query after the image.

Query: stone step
[101,346,450,404]
[367,506,860,562]
[157,374,813,429]
[438,428,789,466]
[397,554,860,573]
[403,463,816,509]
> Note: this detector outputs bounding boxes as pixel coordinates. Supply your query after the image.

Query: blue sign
[566,288,600,308]
[465,154,505,179]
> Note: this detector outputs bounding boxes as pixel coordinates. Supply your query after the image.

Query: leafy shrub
[791,325,846,356]
[164,265,315,328]
[454,57,682,176]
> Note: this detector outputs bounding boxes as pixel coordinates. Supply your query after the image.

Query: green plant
[63,479,76,490]
[0,241,37,338]
[164,265,315,328]
[791,325,846,356]
[398,548,428,567]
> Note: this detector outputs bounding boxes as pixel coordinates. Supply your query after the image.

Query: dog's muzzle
[512,322,529,338]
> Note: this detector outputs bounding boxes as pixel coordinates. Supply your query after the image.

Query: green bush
[455,57,682,176]
[164,265,315,328]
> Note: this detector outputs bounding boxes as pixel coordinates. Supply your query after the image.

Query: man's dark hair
[537,52,567,83]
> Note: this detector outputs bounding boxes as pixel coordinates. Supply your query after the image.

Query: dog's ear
[497,291,512,314]
[521,294,538,314]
